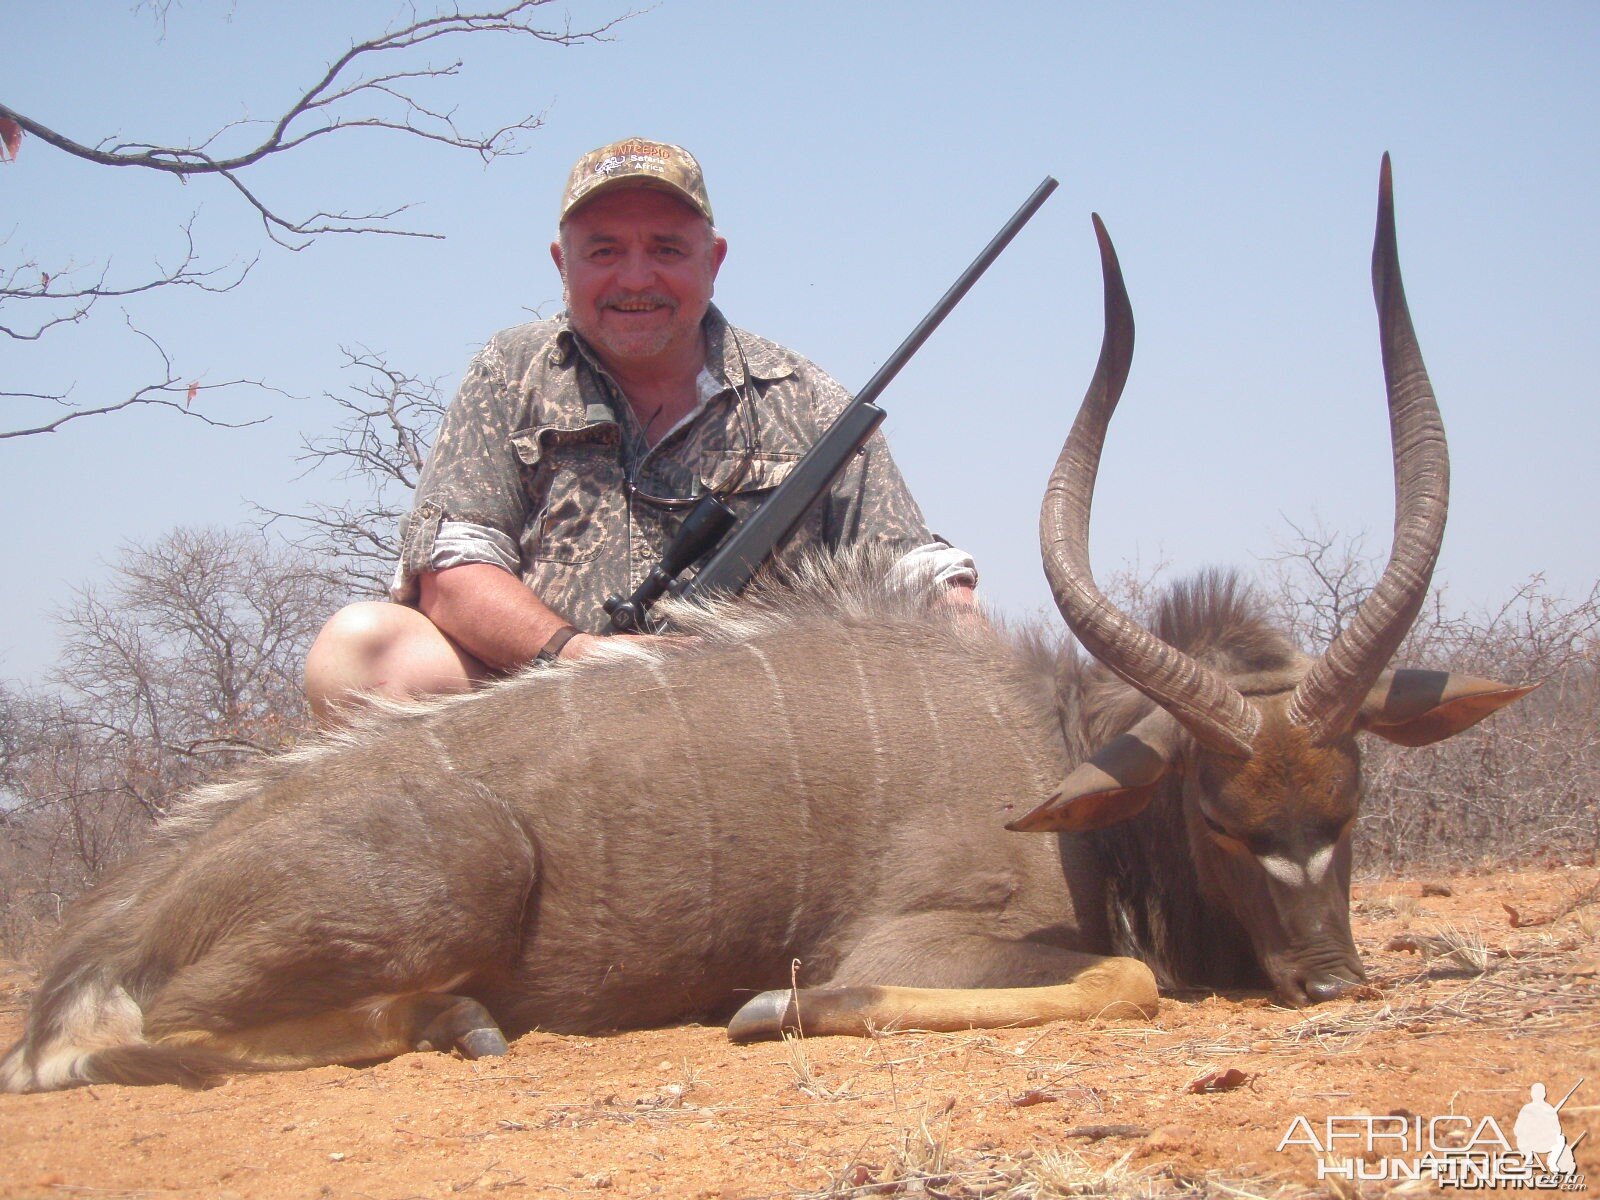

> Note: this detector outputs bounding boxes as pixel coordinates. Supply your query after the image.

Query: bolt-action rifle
[604,176,1059,634]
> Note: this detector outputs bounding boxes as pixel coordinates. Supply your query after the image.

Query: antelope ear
[1008,712,1179,832]
[1357,669,1539,747]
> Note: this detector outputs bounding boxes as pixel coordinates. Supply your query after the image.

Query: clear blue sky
[3,2,1596,681]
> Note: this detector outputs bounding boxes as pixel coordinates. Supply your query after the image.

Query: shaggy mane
[1151,569,1297,675]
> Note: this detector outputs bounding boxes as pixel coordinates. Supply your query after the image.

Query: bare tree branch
[1,389,72,402]
[0,221,254,340]
[132,0,184,39]
[1262,513,1378,650]
[0,2,629,243]
[1,3,629,439]
[255,347,447,594]
[1,317,277,439]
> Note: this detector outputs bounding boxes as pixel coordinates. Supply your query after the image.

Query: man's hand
[558,631,656,661]
[944,582,979,608]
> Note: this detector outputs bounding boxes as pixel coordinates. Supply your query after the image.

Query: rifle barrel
[672,175,1058,609]
[852,175,1058,409]
[1553,1078,1585,1112]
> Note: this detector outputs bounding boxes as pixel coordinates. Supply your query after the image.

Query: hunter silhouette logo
[1277,1077,1587,1189]
[1515,1081,1583,1179]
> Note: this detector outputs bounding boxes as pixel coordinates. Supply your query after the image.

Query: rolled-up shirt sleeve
[391,338,530,603]
[388,521,522,602]
[888,541,979,591]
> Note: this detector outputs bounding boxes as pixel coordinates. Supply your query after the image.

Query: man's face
[552,188,727,373]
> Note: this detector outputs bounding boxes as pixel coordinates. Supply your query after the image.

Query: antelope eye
[1199,808,1231,838]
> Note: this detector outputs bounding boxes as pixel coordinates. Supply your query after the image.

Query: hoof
[727,990,797,1044]
[457,1027,510,1059]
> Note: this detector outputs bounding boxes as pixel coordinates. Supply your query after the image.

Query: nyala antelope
[2,157,1530,1092]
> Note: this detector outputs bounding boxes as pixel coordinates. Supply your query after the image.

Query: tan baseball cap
[559,137,714,225]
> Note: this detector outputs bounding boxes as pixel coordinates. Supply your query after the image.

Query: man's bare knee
[305,602,485,726]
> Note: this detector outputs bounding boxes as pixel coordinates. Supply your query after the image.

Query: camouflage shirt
[394,306,935,633]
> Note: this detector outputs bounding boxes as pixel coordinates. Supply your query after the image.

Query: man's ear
[550,240,565,274]
[1008,711,1180,833]
[710,233,728,279]
[1357,669,1539,747]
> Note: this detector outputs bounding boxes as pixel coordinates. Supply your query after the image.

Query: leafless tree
[1,2,626,439]
[52,527,343,775]
[257,348,450,596]
[0,528,343,957]
[1264,515,1380,649]
[1265,518,1600,871]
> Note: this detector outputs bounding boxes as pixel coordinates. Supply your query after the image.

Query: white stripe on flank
[424,728,457,774]
[552,668,574,731]
[646,658,716,914]
[745,643,809,949]
[847,639,885,812]
[980,690,1049,793]
[903,649,953,823]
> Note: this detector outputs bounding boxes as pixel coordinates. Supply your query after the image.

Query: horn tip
[1090,214,1128,315]
[1091,212,1114,258]
[1372,153,1401,297]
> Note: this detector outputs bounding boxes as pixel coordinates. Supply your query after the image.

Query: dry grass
[792,1138,1324,1199]
[774,881,1600,1199]
[832,884,1589,1179]
[784,1029,853,1101]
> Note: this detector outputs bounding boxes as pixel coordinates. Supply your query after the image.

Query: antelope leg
[728,959,1156,1042]
[146,991,510,1070]
[727,923,1159,1043]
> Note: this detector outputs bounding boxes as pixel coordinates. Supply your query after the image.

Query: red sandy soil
[1,866,1596,1199]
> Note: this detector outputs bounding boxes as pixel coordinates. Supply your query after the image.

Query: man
[305,138,975,724]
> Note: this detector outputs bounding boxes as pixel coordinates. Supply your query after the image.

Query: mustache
[599,292,676,310]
